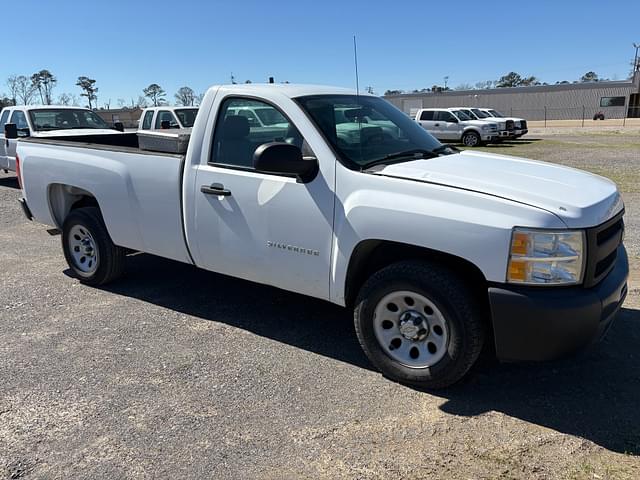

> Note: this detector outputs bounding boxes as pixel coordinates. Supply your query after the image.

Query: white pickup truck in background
[477,108,528,138]
[14,84,628,388]
[138,106,199,131]
[0,105,123,172]
[414,108,499,146]
[453,108,513,139]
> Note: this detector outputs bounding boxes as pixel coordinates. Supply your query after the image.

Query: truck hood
[463,119,497,128]
[475,119,507,129]
[496,117,523,124]
[34,129,121,137]
[374,150,622,228]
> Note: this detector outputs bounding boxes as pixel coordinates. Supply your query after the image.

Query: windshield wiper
[431,144,459,154]
[362,149,438,170]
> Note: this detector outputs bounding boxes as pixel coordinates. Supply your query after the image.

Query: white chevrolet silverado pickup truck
[15,84,628,388]
[414,108,499,146]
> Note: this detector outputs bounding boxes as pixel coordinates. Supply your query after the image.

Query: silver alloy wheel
[463,133,479,146]
[68,224,99,275]
[373,290,449,368]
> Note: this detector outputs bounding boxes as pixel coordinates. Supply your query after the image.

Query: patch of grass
[459,140,640,193]
[571,129,640,138]
[464,138,640,154]
[581,168,640,193]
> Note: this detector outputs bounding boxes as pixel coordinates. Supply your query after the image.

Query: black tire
[354,261,486,389]
[62,207,126,286]
[461,131,481,147]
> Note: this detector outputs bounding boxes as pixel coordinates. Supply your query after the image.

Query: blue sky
[2,0,639,106]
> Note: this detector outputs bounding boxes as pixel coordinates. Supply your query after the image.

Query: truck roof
[210,83,364,98]
[142,106,199,111]
[2,105,94,112]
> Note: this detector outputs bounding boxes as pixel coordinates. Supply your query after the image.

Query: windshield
[459,109,477,119]
[174,108,198,128]
[452,110,473,121]
[29,109,110,131]
[489,109,505,118]
[471,108,490,118]
[296,95,442,168]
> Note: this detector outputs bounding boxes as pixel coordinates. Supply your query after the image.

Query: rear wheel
[354,261,486,389]
[62,207,125,286]
[462,131,481,147]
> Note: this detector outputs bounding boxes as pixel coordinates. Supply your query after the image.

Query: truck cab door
[4,110,30,172]
[417,111,439,137]
[0,109,9,170]
[435,111,460,140]
[190,96,335,300]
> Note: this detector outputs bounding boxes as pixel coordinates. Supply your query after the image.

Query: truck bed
[19,135,192,265]
[21,131,190,155]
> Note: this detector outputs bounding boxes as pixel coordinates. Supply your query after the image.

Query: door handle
[434,123,440,127]
[201,183,231,196]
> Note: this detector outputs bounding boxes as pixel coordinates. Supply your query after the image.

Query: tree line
[384,71,610,96]
[1,69,206,110]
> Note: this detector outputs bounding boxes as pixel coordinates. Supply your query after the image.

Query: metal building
[385,73,640,121]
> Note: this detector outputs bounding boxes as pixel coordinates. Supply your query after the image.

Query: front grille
[584,212,624,287]
[506,120,515,131]
[520,120,527,129]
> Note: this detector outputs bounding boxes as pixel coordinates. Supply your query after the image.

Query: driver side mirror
[113,121,124,132]
[4,123,18,139]
[160,120,171,129]
[253,142,317,182]
[447,118,458,124]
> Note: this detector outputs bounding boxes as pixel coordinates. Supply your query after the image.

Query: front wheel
[461,131,481,147]
[354,261,486,389]
[62,207,126,286]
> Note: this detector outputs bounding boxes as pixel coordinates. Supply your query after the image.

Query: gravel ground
[1,133,639,479]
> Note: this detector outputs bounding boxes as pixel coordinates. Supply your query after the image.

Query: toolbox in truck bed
[137,129,191,154]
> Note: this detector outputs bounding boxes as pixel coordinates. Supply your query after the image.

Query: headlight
[481,125,490,131]
[507,228,585,285]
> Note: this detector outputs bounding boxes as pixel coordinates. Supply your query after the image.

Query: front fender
[330,170,564,305]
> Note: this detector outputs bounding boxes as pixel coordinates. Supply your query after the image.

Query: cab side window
[142,111,153,130]
[419,111,434,121]
[435,111,456,123]
[155,110,178,129]
[0,110,10,129]
[10,111,29,135]
[210,97,310,170]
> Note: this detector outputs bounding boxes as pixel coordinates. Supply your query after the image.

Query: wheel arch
[47,183,100,229]
[461,127,481,136]
[344,239,489,309]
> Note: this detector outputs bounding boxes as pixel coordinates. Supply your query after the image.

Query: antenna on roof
[353,35,360,97]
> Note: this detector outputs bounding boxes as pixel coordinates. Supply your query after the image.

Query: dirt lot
[1,131,639,479]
